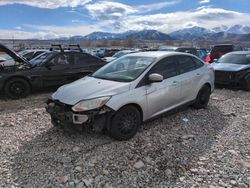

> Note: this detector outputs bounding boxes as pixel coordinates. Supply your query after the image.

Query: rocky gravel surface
[0,89,249,188]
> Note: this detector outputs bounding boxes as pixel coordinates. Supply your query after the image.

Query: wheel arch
[203,82,212,93]
[114,103,144,123]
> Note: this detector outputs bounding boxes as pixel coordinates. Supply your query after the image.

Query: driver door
[38,53,74,88]
[145,57,181,118]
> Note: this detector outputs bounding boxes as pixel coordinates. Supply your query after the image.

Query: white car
[104,50,137,62]
[46,51,215,140]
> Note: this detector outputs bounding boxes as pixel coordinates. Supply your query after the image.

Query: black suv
[0,44,107,99]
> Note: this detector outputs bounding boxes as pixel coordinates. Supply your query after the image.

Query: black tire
[4,78,31,99]
[192,85,211,109]
[244,75,250,91]
[108,106,141,141]
[51,117,60,127]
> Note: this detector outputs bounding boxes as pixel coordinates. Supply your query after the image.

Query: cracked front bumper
[45,99,114,131]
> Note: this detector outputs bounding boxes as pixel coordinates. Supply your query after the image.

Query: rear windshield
[218,53,250,65]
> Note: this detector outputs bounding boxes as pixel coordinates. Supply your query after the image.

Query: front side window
[150,57,178,79]
[92,56,156,82]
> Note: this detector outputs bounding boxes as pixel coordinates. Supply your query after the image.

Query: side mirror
[148,73,163,83]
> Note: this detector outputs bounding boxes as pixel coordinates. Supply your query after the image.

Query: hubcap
[10,82,25,96]
[117,112,138,135]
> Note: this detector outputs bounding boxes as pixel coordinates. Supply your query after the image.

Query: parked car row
[1,42,249,140]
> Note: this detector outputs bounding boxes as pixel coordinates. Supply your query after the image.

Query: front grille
[215,71,236,83]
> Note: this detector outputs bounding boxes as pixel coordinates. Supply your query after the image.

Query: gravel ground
[0,89,249,188]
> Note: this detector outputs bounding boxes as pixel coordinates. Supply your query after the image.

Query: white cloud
[0,24,102,39]
[111,7,250,33]
[0,0,92,9]
[85,0,180,29]
[199,0,210,4]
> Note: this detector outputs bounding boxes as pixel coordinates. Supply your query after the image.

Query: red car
[205,44,234,63]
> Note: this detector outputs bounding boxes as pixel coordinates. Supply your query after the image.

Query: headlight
[72,96,111,112]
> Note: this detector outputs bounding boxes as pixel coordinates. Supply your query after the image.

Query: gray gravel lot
[0,89,249,188]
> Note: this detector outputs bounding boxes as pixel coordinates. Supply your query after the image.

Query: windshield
[92,56,156,82]
[30,52,56,66]
[218,54,250,65]
[113,51,129,58]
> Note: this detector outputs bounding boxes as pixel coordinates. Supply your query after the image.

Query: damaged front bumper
[45,99,114,131]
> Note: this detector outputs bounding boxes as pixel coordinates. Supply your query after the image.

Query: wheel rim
[199,88,209,105]
[9,82,26,97]
[117,111,138,135]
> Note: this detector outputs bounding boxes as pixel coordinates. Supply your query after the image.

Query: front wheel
[4,78,31,99]
[192,85,211,109]
[108,106,141,141]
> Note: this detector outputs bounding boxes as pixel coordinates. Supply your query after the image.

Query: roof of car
[126,51,193,59]
[21,49,48,52]
[228,51,250,55]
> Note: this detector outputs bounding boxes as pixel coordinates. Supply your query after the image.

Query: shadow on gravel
[11,104,228,187]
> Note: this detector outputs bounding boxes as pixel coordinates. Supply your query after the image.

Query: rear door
[145,56,181,118]
[175,55,204,102]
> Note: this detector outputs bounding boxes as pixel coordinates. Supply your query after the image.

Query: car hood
[0,44,27,63]
[52,76,131,105]
[211,63,250,72]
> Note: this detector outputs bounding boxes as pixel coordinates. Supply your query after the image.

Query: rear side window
[176,56,197,74]
[150,57,178,79]
[74,53,104,65]
[192,57,204,68]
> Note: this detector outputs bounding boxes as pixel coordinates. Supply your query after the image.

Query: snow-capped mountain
[170,25,250,40]
[73,30,173,41]
[60,24,250,42]
[211,25,250,34]
[169,26,212,40]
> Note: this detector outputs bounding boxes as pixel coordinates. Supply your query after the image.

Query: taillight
[205,56,211,63]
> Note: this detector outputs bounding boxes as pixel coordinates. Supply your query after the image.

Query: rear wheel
[108,106,141,141]
[192,85,211,109]
[4,78,31,99]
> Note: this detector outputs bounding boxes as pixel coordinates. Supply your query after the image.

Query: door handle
[196,73,201,76]
[172,81,178,86]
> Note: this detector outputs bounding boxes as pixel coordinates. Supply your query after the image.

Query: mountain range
[67,24,250,42]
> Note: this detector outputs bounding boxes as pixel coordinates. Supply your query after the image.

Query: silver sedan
[47,51,215,140]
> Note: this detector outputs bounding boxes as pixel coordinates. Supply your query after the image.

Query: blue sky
[0,0,250,39]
